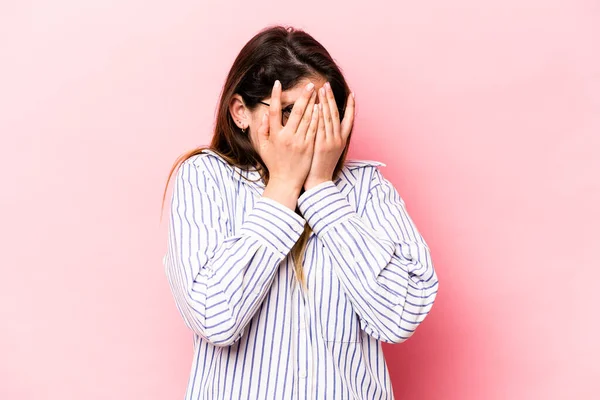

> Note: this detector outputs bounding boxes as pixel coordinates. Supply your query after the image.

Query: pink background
[1,1,598,399]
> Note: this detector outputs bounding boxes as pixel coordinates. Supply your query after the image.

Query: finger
[305,104,319,145]
[258,111,270,142]
[295,90,317,136]
[284,82,315,133]
[316,102,326,143]
[269,80,282,132]
[319,86,333,139]
[340,92,355,140]
[324,82,341,138]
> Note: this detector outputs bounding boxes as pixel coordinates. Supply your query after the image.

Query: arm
[164,159,305,346]
[297,167,439,344]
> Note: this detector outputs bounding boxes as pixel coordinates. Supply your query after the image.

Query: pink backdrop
[1,1,598,399]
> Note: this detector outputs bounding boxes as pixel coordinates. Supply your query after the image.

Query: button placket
[296,283,310,400]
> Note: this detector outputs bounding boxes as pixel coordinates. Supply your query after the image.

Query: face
[229,76,327,156]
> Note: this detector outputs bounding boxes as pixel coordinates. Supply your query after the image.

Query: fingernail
[351,91,355,99]
[325,82,331,90]
[306,82,314,91]
[274,80,280,88]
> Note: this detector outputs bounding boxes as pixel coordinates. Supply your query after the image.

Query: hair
[161,25,354,292]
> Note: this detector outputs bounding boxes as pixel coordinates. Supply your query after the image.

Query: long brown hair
[161,25,354,291]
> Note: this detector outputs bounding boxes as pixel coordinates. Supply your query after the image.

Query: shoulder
[185,149,229,172]
[336,158,387,197]
[173,150,234,198]
[181,149,235,185]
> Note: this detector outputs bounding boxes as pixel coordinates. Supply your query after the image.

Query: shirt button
[299,371,307,379]
[253,288,261,296]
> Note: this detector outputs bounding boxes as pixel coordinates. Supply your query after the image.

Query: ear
[229,94,249,130]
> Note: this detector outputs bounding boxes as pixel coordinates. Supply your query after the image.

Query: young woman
[162,25,439,400]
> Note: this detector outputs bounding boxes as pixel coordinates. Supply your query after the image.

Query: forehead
[280,76,327,105]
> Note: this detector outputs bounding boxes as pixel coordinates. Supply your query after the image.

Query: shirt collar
[199,148,386,197]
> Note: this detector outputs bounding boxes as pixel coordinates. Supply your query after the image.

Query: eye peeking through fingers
[257,101,295,126]
[281,104,293,125]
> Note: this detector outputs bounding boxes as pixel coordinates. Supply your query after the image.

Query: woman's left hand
[303,82,355,191]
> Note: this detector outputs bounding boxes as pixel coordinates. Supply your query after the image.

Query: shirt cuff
[297,180,354,236]
[239,196,306,256]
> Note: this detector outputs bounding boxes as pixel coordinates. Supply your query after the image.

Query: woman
[162,25,439,400]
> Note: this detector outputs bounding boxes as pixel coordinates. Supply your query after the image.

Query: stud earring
[237,120,246,133]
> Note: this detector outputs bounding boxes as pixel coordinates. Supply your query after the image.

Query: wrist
[263,180,301,211]
[303,178,332,191]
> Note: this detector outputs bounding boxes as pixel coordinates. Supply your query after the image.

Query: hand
[303,82,355,191]
[257,80,320,191]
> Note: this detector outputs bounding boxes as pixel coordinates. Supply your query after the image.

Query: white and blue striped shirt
[163,148,438,399]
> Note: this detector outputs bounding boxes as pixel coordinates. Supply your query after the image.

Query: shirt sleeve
[297,167,439,344]
[164,159,306,346]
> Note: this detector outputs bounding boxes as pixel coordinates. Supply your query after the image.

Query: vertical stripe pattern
[164,149,439,399]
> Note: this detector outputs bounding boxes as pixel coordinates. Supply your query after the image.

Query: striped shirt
[163,148,439,399]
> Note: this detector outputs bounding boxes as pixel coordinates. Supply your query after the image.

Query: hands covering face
[256,79,355,192]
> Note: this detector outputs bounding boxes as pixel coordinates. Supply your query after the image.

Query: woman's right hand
[257,80,319,191]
